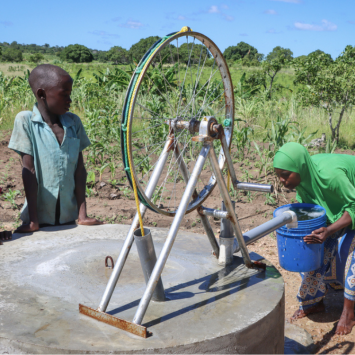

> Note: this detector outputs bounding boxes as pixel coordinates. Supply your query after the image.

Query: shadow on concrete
[11,223,78,240]
[8,223,78,243]
[38,223,78,232]
[284,336,316,354]
[107,253,282,328]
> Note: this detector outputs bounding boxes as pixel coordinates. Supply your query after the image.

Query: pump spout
[234,211,297,253]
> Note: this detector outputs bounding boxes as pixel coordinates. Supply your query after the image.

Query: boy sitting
[8,64,102,232]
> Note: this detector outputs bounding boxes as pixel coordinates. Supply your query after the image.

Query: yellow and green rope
[122,27,192,235]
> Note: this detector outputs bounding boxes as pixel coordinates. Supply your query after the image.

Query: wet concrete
[0,224,285,353]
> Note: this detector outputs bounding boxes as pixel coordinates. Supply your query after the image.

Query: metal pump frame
[79,116,295,338]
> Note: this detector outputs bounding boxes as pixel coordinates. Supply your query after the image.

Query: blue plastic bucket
[273,203,327,272]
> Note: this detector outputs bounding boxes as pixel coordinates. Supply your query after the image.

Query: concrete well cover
[0,224,285,354]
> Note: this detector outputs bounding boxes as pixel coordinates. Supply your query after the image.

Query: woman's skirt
[298,228,355,310]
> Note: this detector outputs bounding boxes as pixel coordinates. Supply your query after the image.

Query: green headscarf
[273,142,355,229]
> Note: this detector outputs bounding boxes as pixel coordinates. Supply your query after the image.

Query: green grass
[1,60,354,149]
[2,59,354,208]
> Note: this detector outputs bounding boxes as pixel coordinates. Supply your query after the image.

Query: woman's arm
[304,211,352,244]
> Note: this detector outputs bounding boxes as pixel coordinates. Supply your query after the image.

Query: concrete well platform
[0,224,285,354]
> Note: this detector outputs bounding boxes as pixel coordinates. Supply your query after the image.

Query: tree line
[0,37,332,66]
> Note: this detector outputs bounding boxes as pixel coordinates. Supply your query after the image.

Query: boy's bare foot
[0,230,12,244]
[335,299,355,335]
[15,222,39,233]
[290,300,325,322]
[78,217,104,226]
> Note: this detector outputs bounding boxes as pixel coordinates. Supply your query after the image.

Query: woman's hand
[304,227,329,244]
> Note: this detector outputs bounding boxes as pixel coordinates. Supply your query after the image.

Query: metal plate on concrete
[0,224,285,353]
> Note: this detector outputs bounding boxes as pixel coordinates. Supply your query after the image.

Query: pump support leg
[208,146,253,268]
[132,142,211,325]
[97,139,172,312]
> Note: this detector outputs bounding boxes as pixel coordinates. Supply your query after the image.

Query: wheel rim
[121,30,234,216]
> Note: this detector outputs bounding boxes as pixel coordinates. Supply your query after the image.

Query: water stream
[275,205,325,221]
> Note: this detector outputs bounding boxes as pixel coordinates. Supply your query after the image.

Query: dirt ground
[1,132,355,354]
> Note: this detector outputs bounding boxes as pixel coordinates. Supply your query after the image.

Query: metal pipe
[97,139,171,312]
[133,143,212,325]
[173,143,190,183]
[219,201,235,266]
[166,119,200,133]
[208,146,253,268]
[220,134,238,184]
[134,228,165,302]
[235,181,274,193]
[199,207,228,219]
[198,209,220,259]
[234,211,295,253]
[220,201,235,238]
[219,237,234,266]
[174,144,220,258]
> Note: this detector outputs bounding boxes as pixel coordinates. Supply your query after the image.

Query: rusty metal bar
[79,304,148,338]
[197,207,220,259]
[220,132,238,184]
[208,145,253,268]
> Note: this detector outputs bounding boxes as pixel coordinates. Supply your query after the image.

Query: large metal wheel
[121,28,234,216]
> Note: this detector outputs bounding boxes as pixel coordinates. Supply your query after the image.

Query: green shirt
[273,142,355,229]
[8,104,91,225]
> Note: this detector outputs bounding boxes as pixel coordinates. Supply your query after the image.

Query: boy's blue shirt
[8,104,91,225]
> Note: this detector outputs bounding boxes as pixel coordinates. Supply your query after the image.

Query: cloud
[97,40,112,45]
[223,14,234,21]
[165,12,195,21]
[270,0,302,3]
[90,30,120,38]
[0,21,13,26]
[266,28,282,34]
[348,20,355,25]
[240,33,248,36]
[111,17,121,22]
[119,20,144,29]
[208,5,219,13]
[205,5,232,21]
[294,19,337,31]
[264,9,277,15]
[172,6,231,22]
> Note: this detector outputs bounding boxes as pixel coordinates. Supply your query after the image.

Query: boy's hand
[304,227,329,244]
[15,222,39,233]
[77,216,105,226]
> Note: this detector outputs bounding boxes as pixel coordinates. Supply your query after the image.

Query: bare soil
[1,132,355,354]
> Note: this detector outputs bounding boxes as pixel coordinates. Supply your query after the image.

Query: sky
[1,0,354,59]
